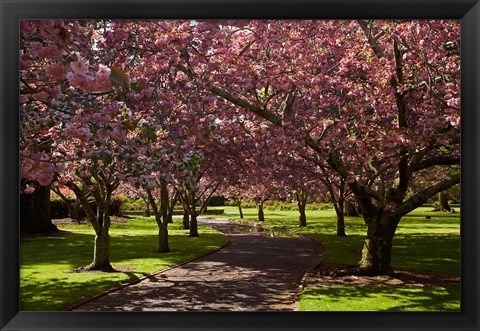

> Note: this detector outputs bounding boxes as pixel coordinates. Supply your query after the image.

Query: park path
[72,218,322,311]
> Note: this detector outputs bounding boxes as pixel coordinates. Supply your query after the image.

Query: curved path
[72,218,322,311]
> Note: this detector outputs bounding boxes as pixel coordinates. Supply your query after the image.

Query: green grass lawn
[299,285,461,311]
[204,205,461,311]
[20,217,227,311]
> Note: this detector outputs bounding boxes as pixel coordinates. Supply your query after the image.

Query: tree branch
[396,174,460,216]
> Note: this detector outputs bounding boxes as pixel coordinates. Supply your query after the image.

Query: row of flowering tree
[20,19,460,275]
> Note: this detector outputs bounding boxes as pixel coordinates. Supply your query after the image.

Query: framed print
[1,0,479,330]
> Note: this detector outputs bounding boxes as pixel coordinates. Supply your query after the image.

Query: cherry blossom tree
[152,19,460,274]
[20,19,460,276]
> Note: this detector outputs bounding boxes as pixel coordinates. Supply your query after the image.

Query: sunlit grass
[205,205,460,311]
[20,217,227,311]
[205,205,460,276]
[299,285,461,311]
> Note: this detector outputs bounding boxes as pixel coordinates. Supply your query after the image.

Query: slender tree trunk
[238,201,243,218]
[297,193,308,227]
[189,192,199,237]
[157,178,171,252]
[256,200,265,222]
[183,209,190,229]
[190,213,199,237]
[357,214,398,275]
[237,198,244,218]
[158,222,169,252]
[333,197,346,236]
[142,197,151,217]
[71,201,83,223]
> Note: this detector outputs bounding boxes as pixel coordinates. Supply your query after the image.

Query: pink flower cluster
[45,63,68,80]
[67,59,112,93]
[20,150,56,186]
[30,42,63,59]
[64,124,93,141]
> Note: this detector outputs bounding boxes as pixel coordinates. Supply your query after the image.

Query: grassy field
[204,205,461,311]
[20,217,228,311]
[299,285,461,311]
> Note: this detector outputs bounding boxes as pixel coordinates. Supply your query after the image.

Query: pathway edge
[64,236,231,311]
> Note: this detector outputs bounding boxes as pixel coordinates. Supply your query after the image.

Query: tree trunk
[333,198,346,236]
[237,199,244,219]
[344,200,358,217]
[438,192,451,212]
[157,178,171,251]
[158,222,170,252]
[357,214,398,275]
[71,201,83,223]
[20,184,57,234]
[256,200,265,222]
[190,213,199,237]
[296,192,308,227]
[87,229,113,271]
[298,207,307,227]
[183,210,190,229]
[297,201,307,227]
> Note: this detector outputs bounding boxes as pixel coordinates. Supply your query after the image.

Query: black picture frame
[1,1,479,330]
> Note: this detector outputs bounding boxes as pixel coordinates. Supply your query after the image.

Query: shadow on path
[73,218,322,311]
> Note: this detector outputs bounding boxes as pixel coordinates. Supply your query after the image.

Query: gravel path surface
[72,218,322,312]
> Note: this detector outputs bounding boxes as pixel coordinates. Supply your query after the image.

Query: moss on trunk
[86,230,113,271]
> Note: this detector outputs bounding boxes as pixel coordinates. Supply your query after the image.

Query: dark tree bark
[158,222,169,252]
[333,196,346,237]
[159,179,170,252]
[344,200,359,217]
[20,183,57,234]
[295,192,308,227]
[167,193,178,224]
[183,210,190,229]
[146,180,171,253]
[189,191,199,237]
[236,198,244,219]
[256,199,265,222]
[357,213,399,275]
[298,206,307,227]
[189,213,199,237]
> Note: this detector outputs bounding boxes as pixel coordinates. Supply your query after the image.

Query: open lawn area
[203,205,461,311]
[20,217,227,311]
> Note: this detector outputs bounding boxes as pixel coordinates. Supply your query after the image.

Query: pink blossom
[32,91,49,102]
[45,63,68,80]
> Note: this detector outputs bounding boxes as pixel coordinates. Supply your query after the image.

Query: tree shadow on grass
[20,231,224,268]
[312,231,460,276]
[73,235,323,312]
[392,233,460,276]
[20,270,151,311]
[20,229,228,310]
[302,285,460,311]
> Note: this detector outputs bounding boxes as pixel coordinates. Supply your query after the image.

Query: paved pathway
[72,218,322,311]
